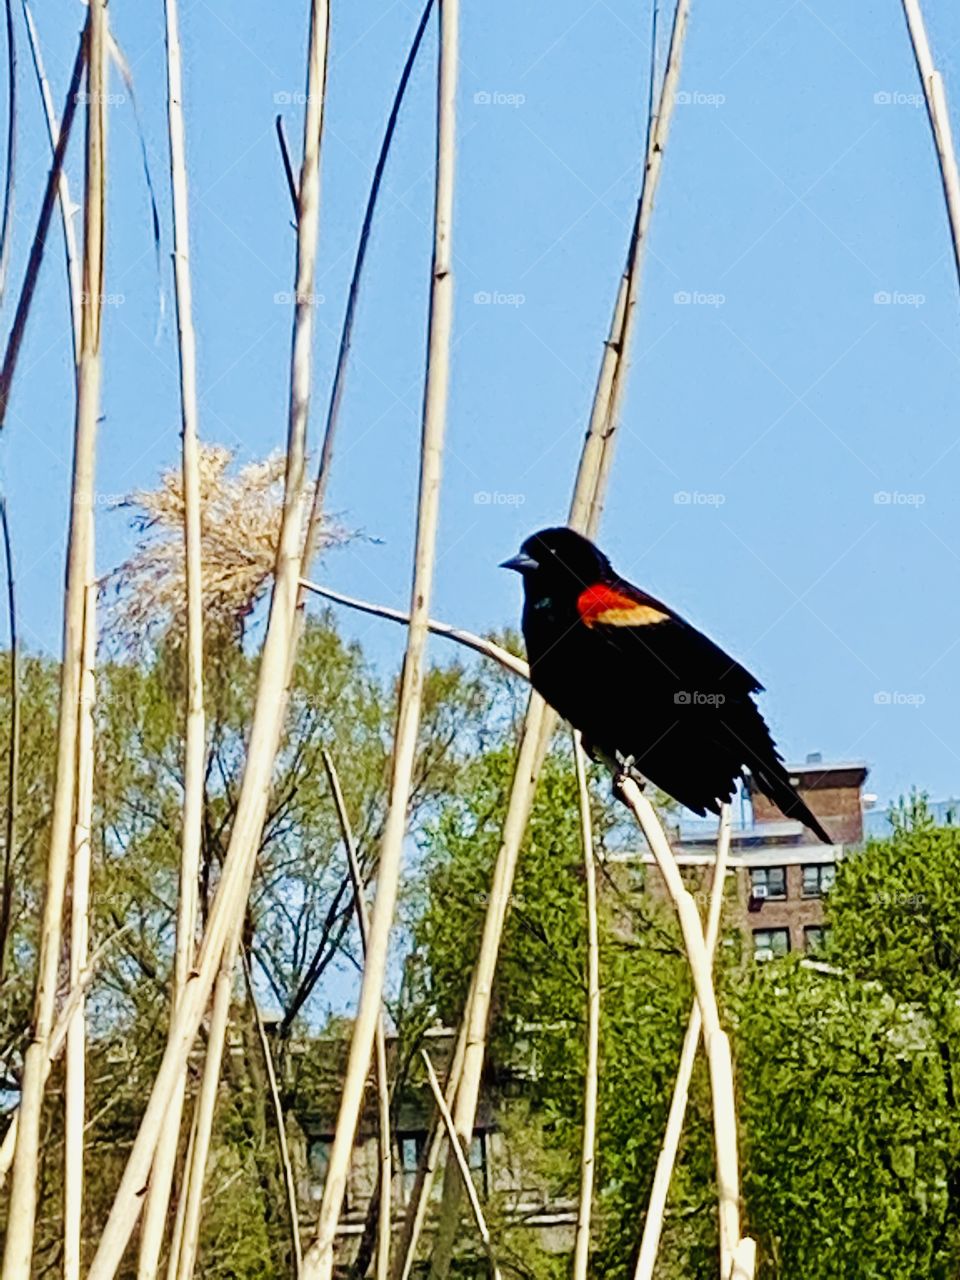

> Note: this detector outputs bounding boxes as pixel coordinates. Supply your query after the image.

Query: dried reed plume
[107,443,345,648]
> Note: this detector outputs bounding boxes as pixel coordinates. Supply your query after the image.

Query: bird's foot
[611,752,647,805]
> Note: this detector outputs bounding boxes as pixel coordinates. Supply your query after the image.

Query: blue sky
[4,0,960,810]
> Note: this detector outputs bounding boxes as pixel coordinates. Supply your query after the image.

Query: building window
[752,928,790,960]
[308,1138,333,1204]
[398,1133,425,1203]
[468,1132,488,1197]
[801,863,835,898]
[804,925,831,955]
[749,866,786,900]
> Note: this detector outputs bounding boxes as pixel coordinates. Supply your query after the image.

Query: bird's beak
[500,551,539,574]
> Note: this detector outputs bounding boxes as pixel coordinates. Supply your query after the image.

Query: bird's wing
[575,575,764,697]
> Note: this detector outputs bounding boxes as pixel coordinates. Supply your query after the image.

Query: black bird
[501,526,832,844]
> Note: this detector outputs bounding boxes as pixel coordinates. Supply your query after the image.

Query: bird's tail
[751,761,833,845]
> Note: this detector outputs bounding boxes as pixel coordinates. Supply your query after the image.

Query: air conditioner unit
[751,884,769,900]
[754,947,774,963]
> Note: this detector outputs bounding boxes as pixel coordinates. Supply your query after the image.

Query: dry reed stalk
[0,497,18,978]
[242,951,303,1277]
[731,1237,757,1279]
[2,3,105,1270]
[64,568,96,1280]
[0,0,15,306]
[572,733,599,1280]
[302,5,458,1273]
[589,0,691,530]
[633,806,731,1280]
[301,0,434,562]
[0,925,131,1186]
[390,988,471,1280]
[301,579,530,679]
[0,24,84,431]
[322,749,391,1280]
[617,779,746,1275]
[172,924,240,1280]
[136,0,206,1269]
[421,1052,501,1280]
[900,0,960,292]
[428,7,692,1269]
[87,4,329,1274]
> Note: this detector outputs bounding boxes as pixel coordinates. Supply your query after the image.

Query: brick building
[657,754,870,959]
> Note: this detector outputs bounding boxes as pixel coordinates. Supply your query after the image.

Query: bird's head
[501,526,613,596]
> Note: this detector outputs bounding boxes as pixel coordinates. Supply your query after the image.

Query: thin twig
[0,0,16,306]
[303,2,458,1273]
[301,578,529,679]
[421,1052,501,1280]
[0,23,84,431]
[299,0,434,582]
[241,950,302,1277]
[0,497,18,978]
[21,0,83,362]
[322,749,391,1280]
[633,806,731,1280]
[572,733,599,1280]
[275,114,298,212]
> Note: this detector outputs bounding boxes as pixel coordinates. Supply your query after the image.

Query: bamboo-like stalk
[64,567,96,1280]
[428,7,692,1270]
[0,24,84,430]
[0,497,18,978]
[322,749,391,1280]
[900,0,960,293]
[390,991,471,1280]
[172,921,239,1280]
[302,4,458,1274]
[731,1237,757,1280]
[242,951,303,1277]
[617,779,745,1275]
[0,925,131,1186]
[633,806,731,1280]
[87,4,330,1274]
[136,0,206,1269]
[0,0,15,306]
[572,733,599,1280]
[300,0,434,563]
[2,2,105,1270]
[422,1051,501,1280]
[21,0,82,362]
[588,0,691,531]
[300,579,529,679]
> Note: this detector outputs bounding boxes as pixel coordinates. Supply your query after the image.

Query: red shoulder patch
[576,583,670,629]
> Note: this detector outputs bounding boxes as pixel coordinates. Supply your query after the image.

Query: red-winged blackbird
[502,526,832,844]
